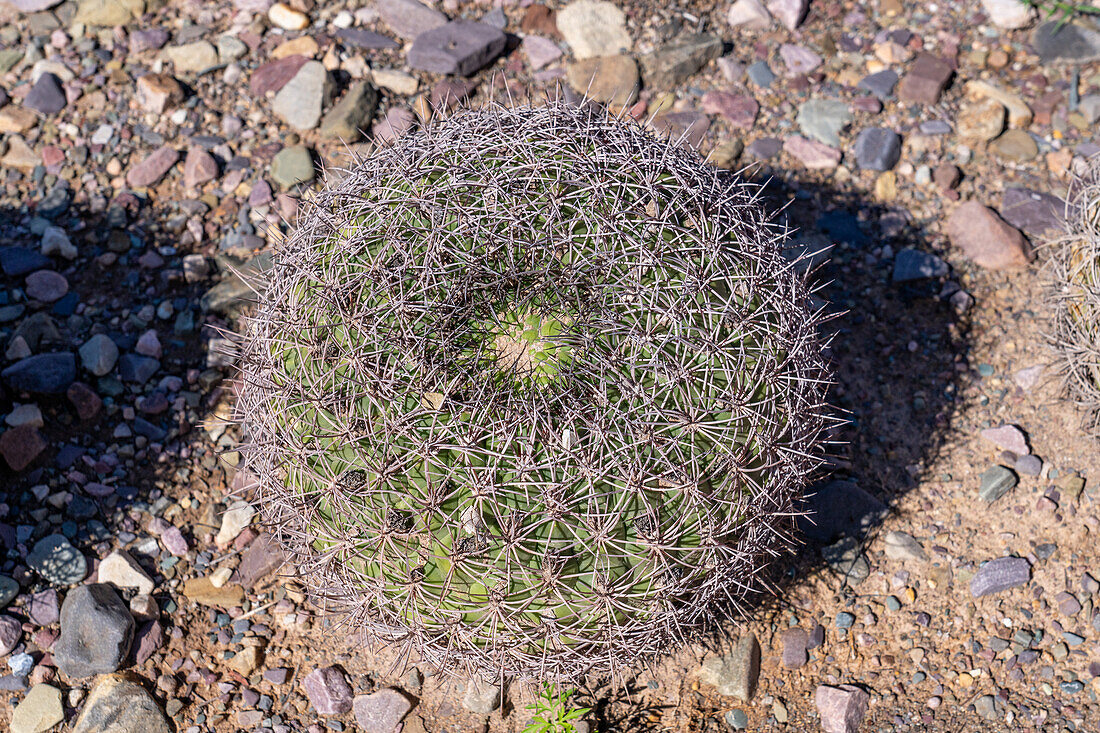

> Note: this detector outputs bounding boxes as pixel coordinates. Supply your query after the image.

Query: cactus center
[487,309,572,384]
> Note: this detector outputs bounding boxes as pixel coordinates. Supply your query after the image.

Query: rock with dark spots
[1000,188,1065,237]
[126,146,180,188]
[408,21,506,76]
[319,81,380,141]
[250,55,309,96]
[0,247,50,276]
[54,584,134,678]
[858,69,899,100]
[701,633,760,701]
[853,127,901,171]
[815,684,870,733]
[799,480,887,544]
[27,534,86,585]
[946,201,1030,270]
[303,666,353,715]
[336,28,399,50]
[638,34,723,90]
[23,72,66,114]
[2,353,75,394]
[353,688,415,732]
[897,53,953,104]
[0,425,47,471]
[1033,20,1100,64]
[970,556,1031,597]
[780,627,809,669]
[118,354,160,384]
[71,673,171,733]
[893,248,948,282]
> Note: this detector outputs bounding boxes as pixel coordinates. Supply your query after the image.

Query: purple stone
[1000,188,1065,238]
[125,146,180,188]
[23,72,67,115]
[28,589,60,626]
[130,29,170,52]
[264,667,289,685]
[815,684,870,733]
[303,666,353,715]
[133,619,164,665]
[0,615,21,656]
[232,533,284,588]
[970,556,1031,598]
[407,21,506,76]
[780,627,809,669]
[746,137,782,160]
[336,28,399,50]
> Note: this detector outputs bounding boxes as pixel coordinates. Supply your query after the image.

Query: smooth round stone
[27,533,87,585]
[25,270,69,303]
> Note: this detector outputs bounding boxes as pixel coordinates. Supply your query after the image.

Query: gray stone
[893,248,948,282]
[336,28,400,50]
[1014,454,1042,476]
[1000,188,1065,238]
[23,72,66,115]
[0,577,18,608]
[273,61,333,131]
[975,693,1000,720]
[638,34,723,91]
[353,688,414,731]
[746,60,775,88]
[0,247,49,276]
[557,0,632,59]
[375,0,447,40]
[408,21,506,77]
[815,684,870,733]
[853,127,901,171]
[858,69,899,100]
[800,480,887,544]
[796,99,852,147]
[319,81,380,141]
[10,0,64,10]
[462,676,501,713]
[71,673,171,733]
[303,666,353,715]
[701,633,759,701]
[54,584,134,678]
[271,146,315,188]
[118,354,160,384]
[24,270,68,303]
[979,465,1018,503]
[2,353,76,394]
[822,537,870,585]
[0,615,21,656]
[883,530,927,562]
[970,556,1031,597]
[1033,20,1100,65]
[779,627,808,669]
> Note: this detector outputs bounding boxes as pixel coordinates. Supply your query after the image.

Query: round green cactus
[238,102,831,680]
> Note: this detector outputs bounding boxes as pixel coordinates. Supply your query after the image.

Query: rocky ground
[0,0,1098,731]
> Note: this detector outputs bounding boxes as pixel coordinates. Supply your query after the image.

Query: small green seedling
[524,684,590,733]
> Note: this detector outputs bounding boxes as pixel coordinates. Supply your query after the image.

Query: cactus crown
[238,102,832,681]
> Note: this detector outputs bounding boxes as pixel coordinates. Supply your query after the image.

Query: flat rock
[1,247,49,276]
[779,43,822,75]
[1000,188,1064,237]
[0,615,21,655]
[336,28,400,50]
[639,34,723,90]
[893,248,948,282]
[1033,20,1100,64]
[780,627,809,669]
[27,533,86,584]
[354,688,414,731]
[783,135,841,169]
[854,127,901,171]
[98,550,155,595]
[23,73,66,115]
[408,21,506,77]
[11,684,63,733]
[25,270,68,302]
[271,146,315,187]
[303,666,353,715]
[10,0,64,10]
[566,54,639,107]
[978,465,1018,503]
[883,530,927,562]
[946,201,1030,270]
[250,55,309,96]
[273,61,332,130]
[980,424,1029,454]
[181,576,246,608]
[54,584,134,678]
[970,556,1031,597]
[966,80,1033,127]
[815,684,870,733]
[701,633,760,701]
[74,0,143,26]
[0,425,47,471]
[319,81,379,141]
[522,35,563,70]
[126,145,180,188]
[858,69,899,100]
[799,480,888,544]
[132,619,164,664]
[991,129,1038,162]
[897,53,953,104]
[184,147,218,188]
[72,673,171,733]
[232,533,284,588]
[165,42,218,74]
[3,353,75,394]
[796,98,851,147]
[702,91,759,129]
[376,0,447,40]
[557,0,632,59]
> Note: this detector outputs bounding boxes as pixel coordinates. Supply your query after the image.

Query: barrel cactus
[237,102,831,681]
[1047,154,1100,436]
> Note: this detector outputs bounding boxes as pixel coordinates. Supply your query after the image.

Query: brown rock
[67,382,103,421]
[0,425,47,471]
[182,576,246,608]
[250,55,309,96]
[183,147,219,188]
[566,54,639,107]
[134,73,184,114]
[0,106,38,134]
[521,3,562,39]
[897,53,953,104]
[933,163,961,190]
[945,201,1030,270]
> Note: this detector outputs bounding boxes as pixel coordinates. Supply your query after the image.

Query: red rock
[783,135,841,169]
[945,201,1030,270]
[701,91,759,130]
[897,53,953,104]
[184,147,219,188]
[651,111,710,148]
[67,382,103,421]
[126,145,180,188]
[520,4,561,39]
[250,55,309,96]
[232,533,285,588]
[0,425,47,471]
[815,684,870,733]
[133,619,164,665]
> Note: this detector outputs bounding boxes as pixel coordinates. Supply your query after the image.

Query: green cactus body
[239,103,830,680]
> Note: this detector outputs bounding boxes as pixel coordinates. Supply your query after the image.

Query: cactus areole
[238,102,832,681]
